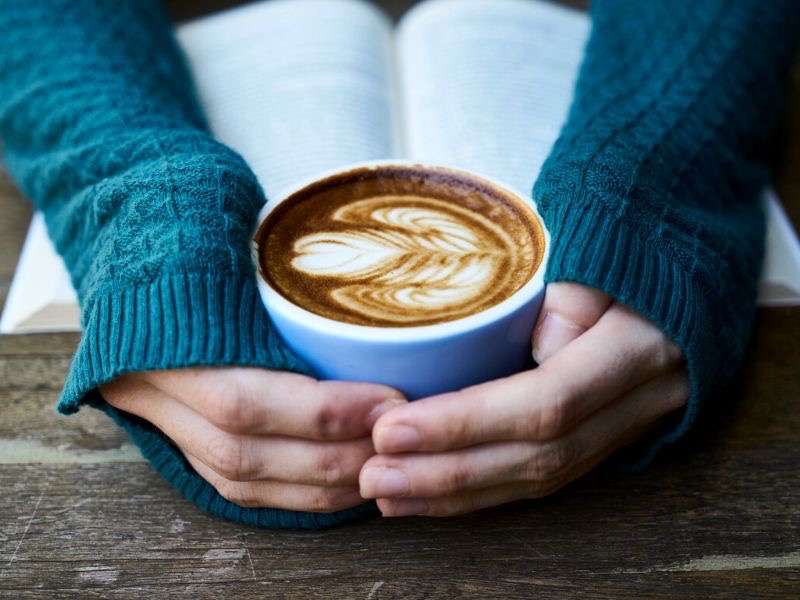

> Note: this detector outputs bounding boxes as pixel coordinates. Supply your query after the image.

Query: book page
[396,0,589,195]
[0,214,80,333]
[177,0,397,200]
[760,190,800,307]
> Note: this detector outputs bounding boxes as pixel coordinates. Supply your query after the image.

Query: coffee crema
[255,166,545,327]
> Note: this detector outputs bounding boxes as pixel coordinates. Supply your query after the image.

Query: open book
[3,0,800,333]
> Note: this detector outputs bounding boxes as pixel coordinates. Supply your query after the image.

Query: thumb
[532,282,613,364]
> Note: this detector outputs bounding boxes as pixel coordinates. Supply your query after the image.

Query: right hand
[100,368,406,512]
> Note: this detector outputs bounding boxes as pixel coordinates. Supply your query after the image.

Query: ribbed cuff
[58,270,379,528]
[538,190,753,469]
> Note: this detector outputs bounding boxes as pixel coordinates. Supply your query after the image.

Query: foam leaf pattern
[290,196,519,324]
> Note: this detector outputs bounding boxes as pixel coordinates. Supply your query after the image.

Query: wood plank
[0,333,80,357]
[0,339,134,463]
[0,454,798,597]
[2,571,798,600]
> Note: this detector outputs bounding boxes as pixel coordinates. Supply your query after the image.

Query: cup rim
[252,160,550,343]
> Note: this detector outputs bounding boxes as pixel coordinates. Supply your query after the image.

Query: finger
[140,368,406,439]
[376,417,655,518]
[373,304,685,453]
[532,282,612,363]
[367,367,686,498]
[373,369,689,516]
[184,453,365,513]
[377,480,567,518]
[104,376,376,486]
[375,447,610,517]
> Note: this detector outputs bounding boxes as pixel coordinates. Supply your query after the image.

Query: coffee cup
[252,161,549,399]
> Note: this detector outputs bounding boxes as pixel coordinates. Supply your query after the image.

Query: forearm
[0,0,306,389]
[0,1,346,529]
[534,0,800,463]
[0,0,260,302]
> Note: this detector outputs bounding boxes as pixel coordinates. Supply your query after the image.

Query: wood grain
[0,446,798,598]
[1,1,799,598]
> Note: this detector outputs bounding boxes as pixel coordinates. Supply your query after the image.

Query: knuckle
[654,343,678,372]
[665,371,691,411]
[204,434,251,481]
[308,487,350,513]
[313,397,349,440]
[649,331,684,372]
[207,382,252,434]
[443,391,475,440]
[527,384,577,440]
[216,479,253,507]
[315,449,347,487]
[526,440,576,481]
[441,460,473,494]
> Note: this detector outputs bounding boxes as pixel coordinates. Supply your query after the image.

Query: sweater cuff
[57,270,378,528]
[539,192,753,469]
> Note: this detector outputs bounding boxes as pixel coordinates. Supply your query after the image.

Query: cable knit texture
[535,0,799,467]
[0,0,798,526]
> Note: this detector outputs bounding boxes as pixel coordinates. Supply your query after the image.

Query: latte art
[290,197,519,324]
[256,166,544,327]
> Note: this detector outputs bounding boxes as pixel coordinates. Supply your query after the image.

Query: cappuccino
[255,165,545,327]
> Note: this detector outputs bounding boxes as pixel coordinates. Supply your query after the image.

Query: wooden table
[2,2,799,598]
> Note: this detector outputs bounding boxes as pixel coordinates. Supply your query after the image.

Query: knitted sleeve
[534,0,800,467]
[0,0,376,528]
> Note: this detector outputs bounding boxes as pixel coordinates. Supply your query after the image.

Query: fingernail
[365,397,407,429]
[378,425,421,453]
[532,312,585,363]
[382,498,428,517]
[361,467,409,498]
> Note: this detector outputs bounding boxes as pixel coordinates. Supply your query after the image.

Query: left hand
[359,282,689,517]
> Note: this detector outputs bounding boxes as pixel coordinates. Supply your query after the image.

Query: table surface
[2,2,799,598]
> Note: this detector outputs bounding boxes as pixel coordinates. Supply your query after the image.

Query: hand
[101,368,406,512]
[359,282,689,517]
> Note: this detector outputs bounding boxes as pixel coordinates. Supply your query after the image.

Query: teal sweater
[0,0,797,528]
